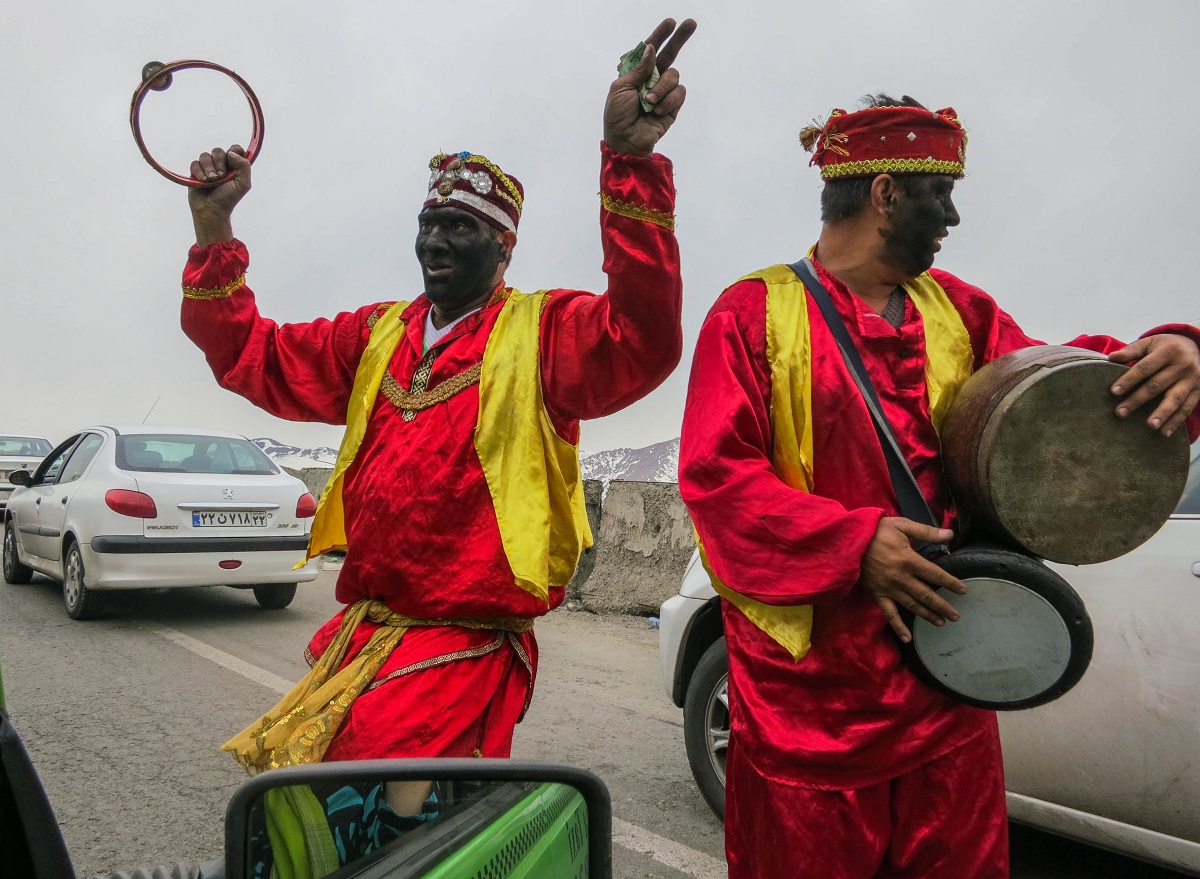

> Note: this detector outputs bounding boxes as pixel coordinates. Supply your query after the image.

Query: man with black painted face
[176,18,694,775]
[679,94,1200,878]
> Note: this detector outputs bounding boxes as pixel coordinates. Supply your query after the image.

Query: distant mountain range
[579,437,679,484]
[254,436,680,483]
[252,438,338,470]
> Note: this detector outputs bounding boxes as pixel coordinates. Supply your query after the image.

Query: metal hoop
[129,59,264,188]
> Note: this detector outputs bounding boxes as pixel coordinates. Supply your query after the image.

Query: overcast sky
[3,1,1199,454]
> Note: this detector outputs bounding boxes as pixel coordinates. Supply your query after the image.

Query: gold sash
[222,600,533,773]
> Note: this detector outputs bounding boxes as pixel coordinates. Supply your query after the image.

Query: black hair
[819,94,928,223]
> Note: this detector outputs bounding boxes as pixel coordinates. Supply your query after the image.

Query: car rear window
[0,437,52,457]
[116,435,280,475]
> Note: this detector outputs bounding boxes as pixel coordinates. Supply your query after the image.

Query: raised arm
[180,147,375,424]
[540,19,694,421]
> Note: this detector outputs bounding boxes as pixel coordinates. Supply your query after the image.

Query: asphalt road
[0,570,1192,878]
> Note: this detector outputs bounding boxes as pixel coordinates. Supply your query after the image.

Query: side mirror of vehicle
[224,759,612,879]
[8,470,32,487]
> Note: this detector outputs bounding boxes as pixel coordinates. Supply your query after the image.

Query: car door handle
[1193,563,1200,578]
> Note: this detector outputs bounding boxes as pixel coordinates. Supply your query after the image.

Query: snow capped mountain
[580,437,679,484]
[252,437,339,470]
[253,435,681,484]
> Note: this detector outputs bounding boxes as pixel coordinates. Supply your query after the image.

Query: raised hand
[1108,334,1200,436]
[859,517,968,644]
[187,144,252,247]
[603,18,696,157]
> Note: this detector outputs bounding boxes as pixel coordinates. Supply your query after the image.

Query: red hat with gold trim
[800,106,967,180]
[424,151,524,233]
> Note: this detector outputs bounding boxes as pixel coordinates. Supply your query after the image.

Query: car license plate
[192,511,269,527]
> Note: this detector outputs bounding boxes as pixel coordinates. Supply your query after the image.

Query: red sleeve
[678,280,883,607]
[934,269,1200,440]
[180,239,379,424]
[539,143,683,424]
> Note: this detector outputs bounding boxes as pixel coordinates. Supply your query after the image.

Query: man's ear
[497,230,518,262]
[870,174,900,218]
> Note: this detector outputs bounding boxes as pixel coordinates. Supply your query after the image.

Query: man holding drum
[175,18,694,776]
[679,94,1200,879]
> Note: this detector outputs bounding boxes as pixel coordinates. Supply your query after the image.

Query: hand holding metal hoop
[129,60,264,187]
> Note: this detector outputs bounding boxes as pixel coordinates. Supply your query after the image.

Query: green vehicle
[414,780,588,879]
[232,763,608,879]
[253,778,591,879]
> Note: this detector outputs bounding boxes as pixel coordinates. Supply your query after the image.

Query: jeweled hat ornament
[799,105,967,180]
[425,152,524,234]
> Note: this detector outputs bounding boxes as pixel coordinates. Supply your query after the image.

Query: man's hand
[603,18,696,157]
[187,144,252,248]
[859,517,968,644]
[1109,334,1200,437]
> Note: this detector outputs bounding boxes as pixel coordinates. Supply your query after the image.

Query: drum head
[901,548,1093,710]
[982,356,1189,564]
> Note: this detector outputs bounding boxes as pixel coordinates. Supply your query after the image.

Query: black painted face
[415,207,506,311]
[880,175,961,277]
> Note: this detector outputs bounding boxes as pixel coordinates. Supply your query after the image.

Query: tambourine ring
[129,59,264,188]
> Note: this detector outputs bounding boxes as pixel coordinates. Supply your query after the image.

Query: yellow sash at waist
[222,600,533,774]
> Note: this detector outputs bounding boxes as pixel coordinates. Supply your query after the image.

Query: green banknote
[618,41,661,114]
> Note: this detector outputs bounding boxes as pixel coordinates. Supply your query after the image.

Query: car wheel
[3,521,34,584]
[63,541,102,620]
[683,637,729,819]
[252,583,297,610]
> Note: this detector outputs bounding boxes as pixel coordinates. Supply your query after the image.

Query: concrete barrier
[286,467,334,500]
[576,480,695,615]
[283,467,694,615]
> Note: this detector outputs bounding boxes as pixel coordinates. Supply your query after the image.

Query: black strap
[788,259,946,554]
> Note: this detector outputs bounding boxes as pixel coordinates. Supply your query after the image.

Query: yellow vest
[304,291,593,603]
[699,264,975,659]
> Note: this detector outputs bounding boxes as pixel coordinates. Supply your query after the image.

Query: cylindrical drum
[941,345,1190,565]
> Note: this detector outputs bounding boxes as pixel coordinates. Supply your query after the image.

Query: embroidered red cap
[424,152,524,233]
[800,106,967,180]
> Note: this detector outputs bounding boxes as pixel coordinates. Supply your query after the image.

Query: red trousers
[725,723,1009,879]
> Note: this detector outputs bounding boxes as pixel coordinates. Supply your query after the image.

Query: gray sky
[3,1,1198,454]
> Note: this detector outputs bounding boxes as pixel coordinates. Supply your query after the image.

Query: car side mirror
[8,470,32,487]
[224,759,612,879]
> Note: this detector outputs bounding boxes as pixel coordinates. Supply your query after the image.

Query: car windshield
[116,434,279,475]
[0,437,52,457]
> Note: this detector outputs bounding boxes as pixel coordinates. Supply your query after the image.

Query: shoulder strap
[788,259,945,553]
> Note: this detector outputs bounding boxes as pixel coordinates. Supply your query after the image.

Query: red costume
[182,144,681,761]
[680,104,1200,879]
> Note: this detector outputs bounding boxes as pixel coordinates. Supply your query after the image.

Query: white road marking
[148,624,295,694]
[150,624,727,877]
[613,816,727,878]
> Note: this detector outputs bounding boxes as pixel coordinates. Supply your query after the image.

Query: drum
[900,546,1094,710]
[941,345,1190,565]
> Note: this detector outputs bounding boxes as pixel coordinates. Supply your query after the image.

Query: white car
[0,435,52,510]
[660,440,1200,876]
[2,426,320,619]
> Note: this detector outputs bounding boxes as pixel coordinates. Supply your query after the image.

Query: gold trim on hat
[821,158,964,179]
